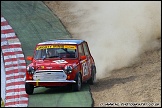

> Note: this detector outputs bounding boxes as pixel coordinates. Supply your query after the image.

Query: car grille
[33,70,67,81]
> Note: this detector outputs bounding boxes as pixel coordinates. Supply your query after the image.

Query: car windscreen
[34,44,78,59]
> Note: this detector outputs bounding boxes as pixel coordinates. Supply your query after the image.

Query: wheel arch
[74,71,82,82]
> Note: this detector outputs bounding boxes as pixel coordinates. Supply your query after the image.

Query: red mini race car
[24,39,96,94]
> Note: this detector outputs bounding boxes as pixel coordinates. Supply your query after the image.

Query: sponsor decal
[36,45,76,50]
[46,66,52,69]
[73,63,77,67]
[53,60,68,64]
[41,66,44,69]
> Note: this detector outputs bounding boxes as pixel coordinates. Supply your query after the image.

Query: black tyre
[72,73,82,91]
[25,83,34,95]
[88,66,96,85]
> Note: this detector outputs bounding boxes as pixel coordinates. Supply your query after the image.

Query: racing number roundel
[82,62,88,76]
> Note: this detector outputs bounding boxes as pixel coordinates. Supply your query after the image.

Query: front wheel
[25,83,34,95]
[72,73,82,91]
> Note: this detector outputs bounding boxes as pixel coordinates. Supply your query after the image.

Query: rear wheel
[88,66,96,85]
[25,83,34,95]
[72,73,82,91]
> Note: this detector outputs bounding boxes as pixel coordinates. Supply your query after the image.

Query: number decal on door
[82,62,88,76]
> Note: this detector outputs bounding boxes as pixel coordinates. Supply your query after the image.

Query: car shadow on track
[32,83,90,95]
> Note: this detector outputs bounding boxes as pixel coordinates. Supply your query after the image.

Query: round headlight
[27,66,35,74]
[64,65,72,74]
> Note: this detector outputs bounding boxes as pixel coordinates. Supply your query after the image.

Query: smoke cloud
[47,1,161,79]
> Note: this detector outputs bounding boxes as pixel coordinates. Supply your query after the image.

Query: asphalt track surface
[1,1,93,107]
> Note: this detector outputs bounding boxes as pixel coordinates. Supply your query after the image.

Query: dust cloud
[46,1,161,79]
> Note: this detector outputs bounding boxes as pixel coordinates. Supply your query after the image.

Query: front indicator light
[67,75,70,79]
[29,76,33,80]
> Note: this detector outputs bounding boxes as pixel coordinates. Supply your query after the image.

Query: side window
[83,42,90,56]
[78,44,84,57]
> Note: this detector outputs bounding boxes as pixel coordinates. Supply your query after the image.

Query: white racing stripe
[6,91,27,97]
[6,72,25,77]
[5,97,28,103]
[8,38,21,45]
[8,42,21,45]
[5,66,26,71]
[1,41,8,46]
[6,84,25,91]
[1,33,16,38]
[6,72,25,78]
[4,54,24,59]
[1,17,6,22]
[5,104,28,107]
[5,60,26,66]
[1,37,20,46]
[6,78,25,84]
[2,48,22,53]
[1,25,12,30]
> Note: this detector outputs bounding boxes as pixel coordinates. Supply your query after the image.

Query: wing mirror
[80,55,86,60]
[26,56,33,61]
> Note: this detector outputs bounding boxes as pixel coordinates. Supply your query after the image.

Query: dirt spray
[45,1,161,79]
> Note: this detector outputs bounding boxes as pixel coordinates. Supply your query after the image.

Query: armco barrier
[1,16,28,107]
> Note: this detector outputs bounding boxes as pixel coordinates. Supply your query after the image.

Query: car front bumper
[25,80,76,87]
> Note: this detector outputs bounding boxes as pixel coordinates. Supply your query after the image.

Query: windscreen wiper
[48,55,60,58]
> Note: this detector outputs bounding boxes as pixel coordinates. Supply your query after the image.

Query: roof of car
[37,39,85,45]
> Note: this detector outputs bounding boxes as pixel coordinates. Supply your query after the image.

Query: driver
[47,49,53,57]
[47,48,59,58]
